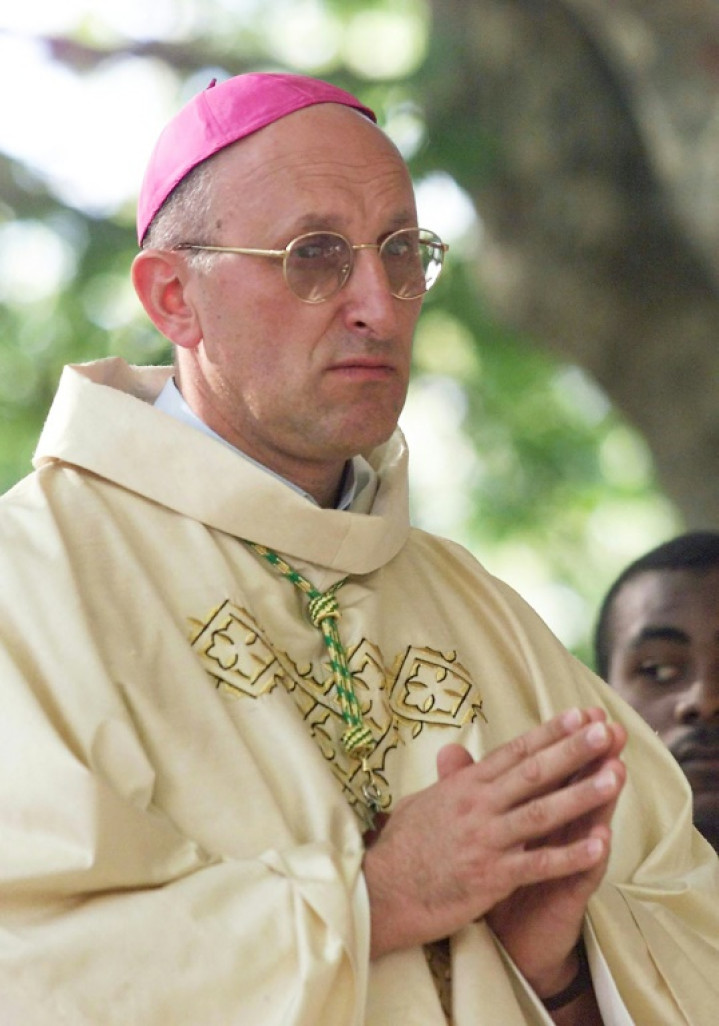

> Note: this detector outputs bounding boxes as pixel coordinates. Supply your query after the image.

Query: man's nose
[675,666,719,724]
[339,250,403,337]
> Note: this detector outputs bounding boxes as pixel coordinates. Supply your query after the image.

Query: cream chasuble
[0,357,716,1025]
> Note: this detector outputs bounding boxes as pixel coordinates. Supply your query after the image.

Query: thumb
[437,743,474,780]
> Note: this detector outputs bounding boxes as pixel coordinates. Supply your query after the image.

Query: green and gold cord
[245,541,376,762]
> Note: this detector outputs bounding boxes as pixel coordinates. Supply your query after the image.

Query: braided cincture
[245,542,380,779]
[341,721,375,755]
[307,591,340,625]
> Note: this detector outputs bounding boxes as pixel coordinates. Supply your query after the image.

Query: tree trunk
[423,0,719,526]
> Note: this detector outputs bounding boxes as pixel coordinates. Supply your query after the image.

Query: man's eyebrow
[290,213,337,233]
[288,210,417,235]
[386,211,418,229]
[629,625,691,649]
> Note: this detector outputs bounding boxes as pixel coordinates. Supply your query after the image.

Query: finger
[562,721,628,789]
[502,830,609,891]
[473,708,598,784]
[437,744,474,779]
[570,822,615,894]
[539,757,627,849]
[490,719,617,811]
[608,720,628,760]
[581,758,627,832]
[499,756,625,848]
[583,711,627,761]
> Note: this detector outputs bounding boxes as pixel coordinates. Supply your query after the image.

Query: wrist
[539,938,591,1012]
[528,944,580,1000]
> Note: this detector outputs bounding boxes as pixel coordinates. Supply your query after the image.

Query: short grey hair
[141,159,216,257]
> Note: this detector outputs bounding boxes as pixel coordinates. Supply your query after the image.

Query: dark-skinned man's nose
[675,664,719,724]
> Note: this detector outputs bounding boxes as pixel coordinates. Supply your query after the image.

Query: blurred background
[3,0,719,664]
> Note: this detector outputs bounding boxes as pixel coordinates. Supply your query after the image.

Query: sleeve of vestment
[0,640,369,1026]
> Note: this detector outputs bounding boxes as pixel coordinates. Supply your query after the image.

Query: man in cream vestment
[0,73,717,1025]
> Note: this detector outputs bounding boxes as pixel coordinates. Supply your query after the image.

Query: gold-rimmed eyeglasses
[174,226,448,304]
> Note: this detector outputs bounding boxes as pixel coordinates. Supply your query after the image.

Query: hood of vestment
[32,358,411,576]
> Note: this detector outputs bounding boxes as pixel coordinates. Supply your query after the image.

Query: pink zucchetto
[136,72,377,244]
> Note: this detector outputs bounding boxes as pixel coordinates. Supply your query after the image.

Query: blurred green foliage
[0,0,681,661]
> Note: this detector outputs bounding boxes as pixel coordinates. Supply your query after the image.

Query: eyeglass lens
[285,228,444,302]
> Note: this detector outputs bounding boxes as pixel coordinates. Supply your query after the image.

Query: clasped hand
[363,707,626,996]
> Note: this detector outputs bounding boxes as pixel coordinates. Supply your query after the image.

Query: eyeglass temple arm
[174,244,286,259]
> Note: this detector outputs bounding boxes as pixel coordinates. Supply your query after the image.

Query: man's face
[176,103,422,499]
[607,567,719,850]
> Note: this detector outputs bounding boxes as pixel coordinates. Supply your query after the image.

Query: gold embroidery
[190,601,485,816]
[391,646,486,736]
[190,600,286,697]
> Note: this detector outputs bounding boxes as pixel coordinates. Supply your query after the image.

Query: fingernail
[561,708,582,730]
[586,722,608,748]
[587,837,604,859]
[595,769,617,793]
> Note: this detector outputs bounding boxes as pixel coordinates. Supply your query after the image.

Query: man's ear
[131,249,202,349]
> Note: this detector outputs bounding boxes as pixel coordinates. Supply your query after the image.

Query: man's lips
[327,358,396,378]
[671,735,719,778]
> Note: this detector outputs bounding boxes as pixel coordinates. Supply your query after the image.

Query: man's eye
[637,660,680,684]
[293,236,346,262]
[383,237,412,259]
[294,243,326,261]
